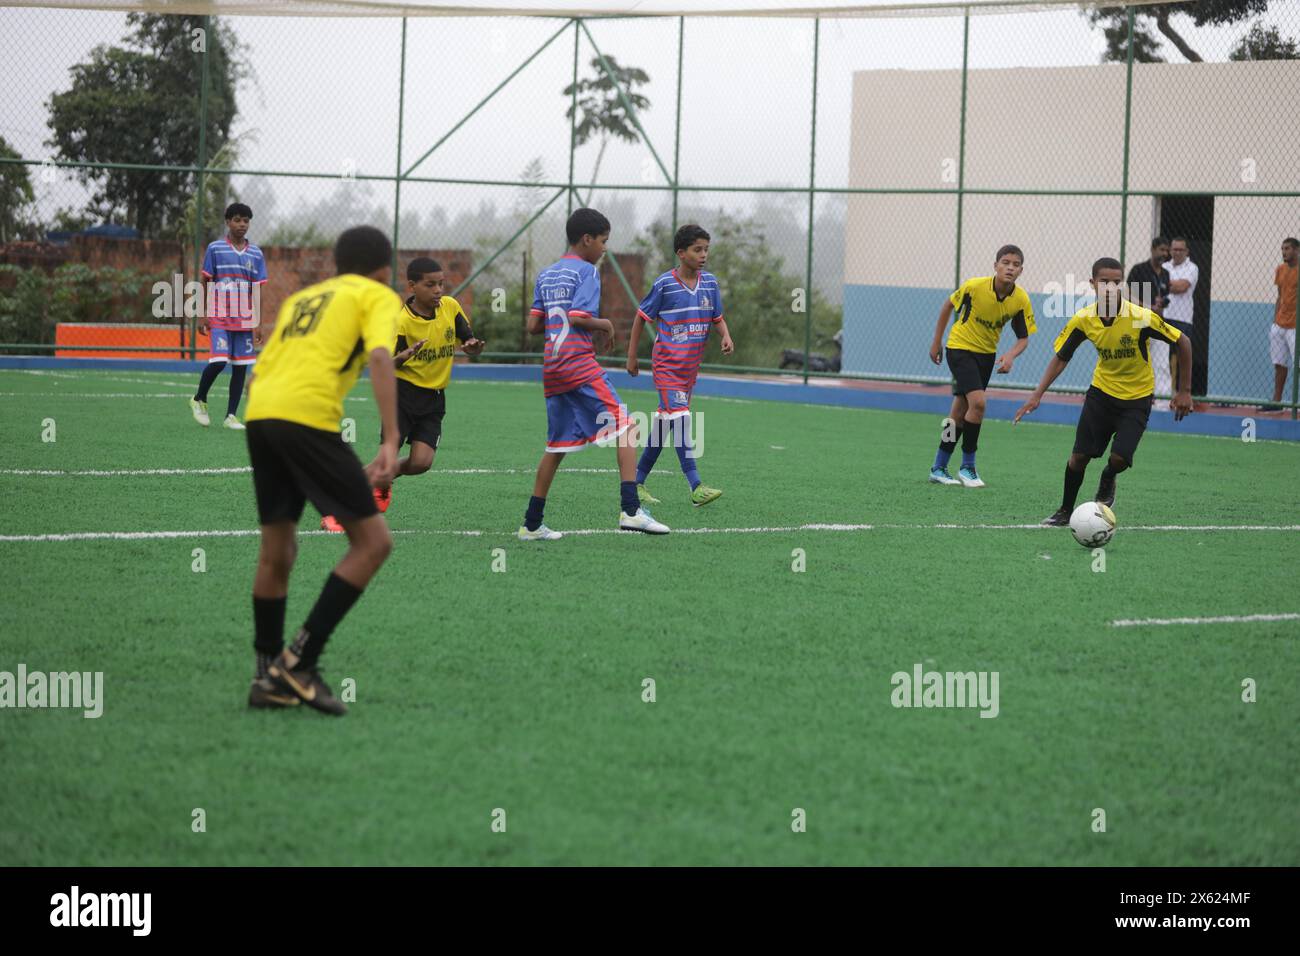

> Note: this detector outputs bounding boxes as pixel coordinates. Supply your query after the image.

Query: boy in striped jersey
[626,224,734,506]
[189,203,267,430]
[518,208,668,540]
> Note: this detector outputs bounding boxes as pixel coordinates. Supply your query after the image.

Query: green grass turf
[0,367,1297,866]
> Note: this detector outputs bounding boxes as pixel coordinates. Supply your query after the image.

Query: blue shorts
[546,377,632,454]
[654,383,693,420]
[210,328,256,365]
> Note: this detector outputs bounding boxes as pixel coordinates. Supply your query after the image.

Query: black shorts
[946,348,995,396]
[246,419,378,524]
[386,378,445,449]
[1073,386,1153,464]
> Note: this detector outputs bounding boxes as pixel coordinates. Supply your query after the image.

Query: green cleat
[690,484,722,507]
[637,483,661,505]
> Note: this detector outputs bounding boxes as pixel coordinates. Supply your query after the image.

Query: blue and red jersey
[202,237,267,331]
[531,255,606,397]
[638,269,724,389]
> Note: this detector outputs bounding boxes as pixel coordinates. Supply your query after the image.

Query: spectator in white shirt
[1156,237,1198,407]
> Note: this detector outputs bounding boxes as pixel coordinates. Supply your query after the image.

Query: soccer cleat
[1041,507,1072,527]
[374,485,392,513]
[619,508,670,534]
[223,414,246,431]
[320,515,345,533]
[517,524,562,541]
[248,676,301,710]
[189,398,210,427]
[958,466,985,488]
[1095,475,1116,509]
[637,483,661,505]
[690,484,723,507]
[928,466,960,485]
[267,655,347,716]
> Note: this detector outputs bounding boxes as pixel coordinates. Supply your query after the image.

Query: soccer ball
[1069,501,1116,548]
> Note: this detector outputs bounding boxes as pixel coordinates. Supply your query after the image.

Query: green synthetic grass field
[1,366,1297,866]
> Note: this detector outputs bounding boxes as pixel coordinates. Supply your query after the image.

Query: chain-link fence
[2,2,1297,411]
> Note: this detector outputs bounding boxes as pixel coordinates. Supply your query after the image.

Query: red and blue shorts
[209,327,256,365]
[545,375,632,454]
[653,378,694,420]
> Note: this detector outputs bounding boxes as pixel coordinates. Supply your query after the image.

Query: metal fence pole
[568,18,579,218]
[1119,5,1135,262]
[1292,264,1299,419]
[392,17,407,288]
[672,16,684,231]
[191,13,211,361]
[802,18,820,386]
[954,8,970,292]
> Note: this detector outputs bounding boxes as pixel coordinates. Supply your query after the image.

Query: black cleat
[248,676,301,710]
[1095,476,1116,509]
[267,655,347,716]
[1041,506,1071,527]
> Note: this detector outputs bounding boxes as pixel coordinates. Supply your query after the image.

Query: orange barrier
[55,323,206,360]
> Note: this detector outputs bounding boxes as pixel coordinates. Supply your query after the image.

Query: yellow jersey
[246,274,400,432]
[1053,300,1183,401]
[946,276,1036,354]
[395,295,472,392]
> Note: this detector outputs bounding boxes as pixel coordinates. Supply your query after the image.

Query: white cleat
[517,524,562,541]
[619,508,670,535]
[223,414,246,431]
[189,398,210,427]
[958,466,985,488]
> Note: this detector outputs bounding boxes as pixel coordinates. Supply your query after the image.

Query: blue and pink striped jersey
[202,237,267,331]
[638,269,724,388]
[531,254,606,397]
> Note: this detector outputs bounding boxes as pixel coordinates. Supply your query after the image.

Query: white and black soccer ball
[1070,501,1117,548]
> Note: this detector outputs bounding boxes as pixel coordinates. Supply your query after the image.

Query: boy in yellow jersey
[927,245,1036,487]
[1014,257,1193,526]
[243,226,402,715]
[319,257,483,531]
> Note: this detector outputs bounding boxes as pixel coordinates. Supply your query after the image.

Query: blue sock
[934,447,954,470]
[673,419,701,490]
[636,419,668,484]
[524,495,545,531]
[620,480,640,515]
[961,450,976,470]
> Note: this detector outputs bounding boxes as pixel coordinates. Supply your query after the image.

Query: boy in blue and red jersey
[517,208,669,540]
[626,223,734,506]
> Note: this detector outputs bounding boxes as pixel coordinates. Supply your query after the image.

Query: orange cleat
[373,485,392,513]
[320,515,345,533]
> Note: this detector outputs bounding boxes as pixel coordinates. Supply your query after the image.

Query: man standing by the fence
[1264,237,1299,411]
[1157,237,1198,409]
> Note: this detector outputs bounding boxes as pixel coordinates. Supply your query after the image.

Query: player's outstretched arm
[366,348,401,487]
[930,300,954,364]
[1171,334,1194,420]
[1014,355,1069,423]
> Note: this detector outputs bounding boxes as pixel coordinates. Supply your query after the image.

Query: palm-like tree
[563,56,651,207]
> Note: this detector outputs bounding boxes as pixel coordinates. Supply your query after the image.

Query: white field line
[0,466,618,477]
[1110,613,1300,627]
[0,392,193,398]
[5,522,1300,544]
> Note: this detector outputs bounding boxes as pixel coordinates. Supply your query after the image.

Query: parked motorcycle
[780,329,843,373]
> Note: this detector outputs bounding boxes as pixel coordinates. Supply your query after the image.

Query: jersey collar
[673,269,701,294]
[404,295,438,319]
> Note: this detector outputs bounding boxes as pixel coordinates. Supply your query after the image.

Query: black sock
[194,361,225,402]
[524,495,546,532]
[1062,464,1086,512]
[938,425,963,455]
[620,480,640,515]
[227,363,248,417]
[961,421,981,453]
[294,573,363,670]
[253,595,286,676]
[1100,464,1120,483]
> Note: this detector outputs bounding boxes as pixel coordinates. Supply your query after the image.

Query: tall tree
[0,136,37,243]
[562,56,651,206]
[1085,1,1290,63]
[46,13,244,236]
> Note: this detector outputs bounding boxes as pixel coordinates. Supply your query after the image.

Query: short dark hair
[1169,236,1189,246]
[1151,236,1169,249]
[674,224,710,253]
[994,244,1023,264]
[225,202,252,220]
[1092,256,1123,278]
[335,226,392,276]
[407,257,442,281]
[1284,237,1299,249]
[566,208,610,246]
